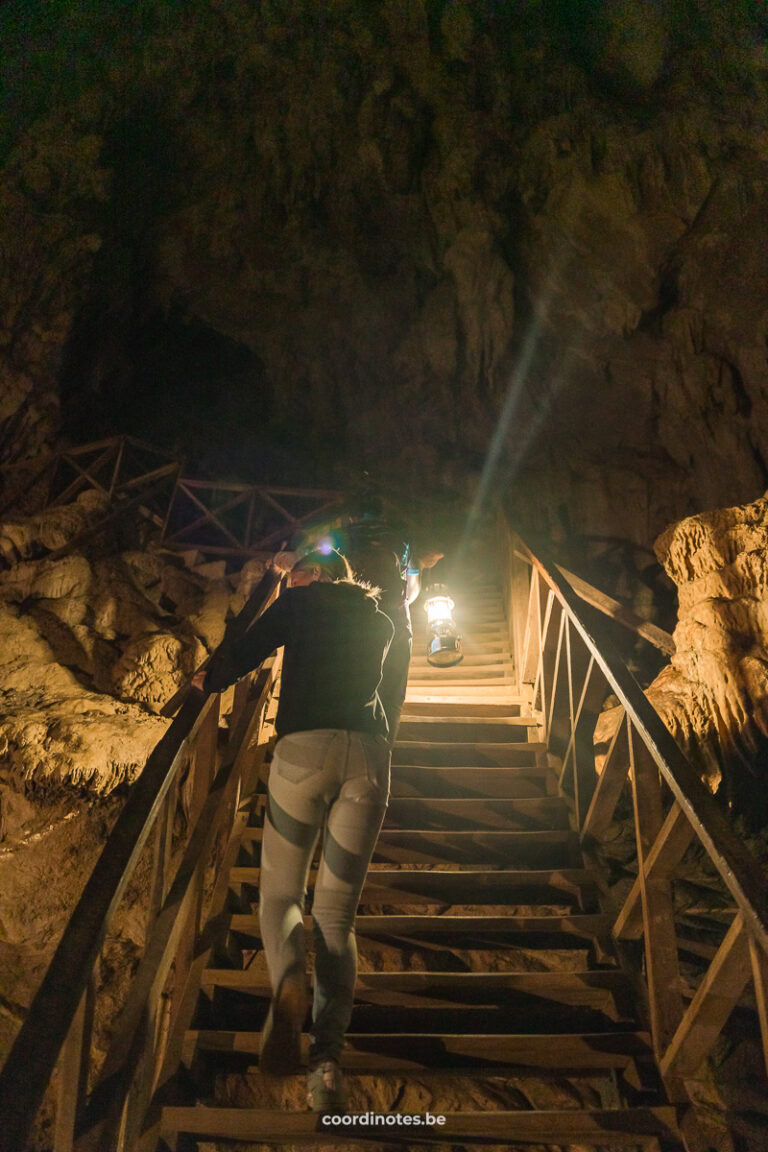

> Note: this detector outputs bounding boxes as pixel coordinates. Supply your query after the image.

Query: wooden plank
[166,483,246,550]
[53,978,95,1152]
[384,796,570,831]
[159,1105,681,1145]
[630,732,684,1060]
[545,610,569,755]
[114,462,179,493]
[250,497,344,551]
[390,765,550,801]
[660,914,751,1079]
[229,912,608,939]
[520,567,543,687]
[565,625,602,828]
[53,445,116,505]
[396,723,534,746]
[231,865,595,904]
[614,803,694,941]
[243,825,579,867]
[510,550,531,693]
[749,936,768,1078]
[555,562,675,656]
[392,742,546,768]
[186,1029,653,1072]
[582,710,629,839]
[203,968,628,1011]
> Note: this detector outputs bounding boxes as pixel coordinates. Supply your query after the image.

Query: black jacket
[204,582,394,739]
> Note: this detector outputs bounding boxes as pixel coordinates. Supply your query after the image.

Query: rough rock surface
[2,1,768,559]
[595,491,768,822]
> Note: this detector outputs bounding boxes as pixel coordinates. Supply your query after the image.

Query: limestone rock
[597,493,768,823]
[0,489,108,563]
[0,541,244,791]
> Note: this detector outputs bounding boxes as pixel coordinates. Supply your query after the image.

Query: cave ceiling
[1,0,768,546]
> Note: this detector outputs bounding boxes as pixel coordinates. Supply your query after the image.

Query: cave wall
[2,0,768,550]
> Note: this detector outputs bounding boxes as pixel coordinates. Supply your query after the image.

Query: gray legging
[259,728,390,1064]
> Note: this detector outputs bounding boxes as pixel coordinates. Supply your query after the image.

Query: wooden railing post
[749,937,768,1078]
[564,626,601,829]
[629,730,684,1063]
[582,711,630,840]
[508,550,531,694]
[660,914,752,1080]
[54,974,96,1152]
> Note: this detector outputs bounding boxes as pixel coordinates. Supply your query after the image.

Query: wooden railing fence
[497,508,768,1097]
[0,568,285,1152]
[0,435,344,561]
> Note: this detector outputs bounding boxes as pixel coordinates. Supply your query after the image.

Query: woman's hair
[291,548,353,583]
[349,545,400,595]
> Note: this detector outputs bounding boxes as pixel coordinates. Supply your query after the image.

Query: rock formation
[2,1,768,558]
[596,490,768,825]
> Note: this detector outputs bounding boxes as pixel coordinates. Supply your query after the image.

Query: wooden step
[161,1106,681,1147]
[384,796,569,830]
[369,829,581,867]
[229,867,596,906]
[183,1029,654,1073]
[242,827,581,867]
[203,969,629,1014]
[392,742,547,767]
[407,665,515,681]
[404,689,523,705]
[401,701,526,717]
[228,912,608,947]
[410,651,514,668]
[396,720,539,743]
[390,764,552,799]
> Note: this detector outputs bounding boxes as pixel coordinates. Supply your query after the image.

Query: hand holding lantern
[424,584,463,667]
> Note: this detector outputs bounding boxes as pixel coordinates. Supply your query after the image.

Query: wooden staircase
[159,576,685,1149]
[8,518,767,1152]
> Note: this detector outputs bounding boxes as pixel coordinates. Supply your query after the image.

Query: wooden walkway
[154,572,685,1149]
[2,511,767,1151]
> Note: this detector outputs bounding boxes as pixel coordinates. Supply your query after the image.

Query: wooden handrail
[498,508,768,1087]
[510,546,675,655]
[0,567,283,1152]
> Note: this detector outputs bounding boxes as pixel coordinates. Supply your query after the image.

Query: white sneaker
[306,1058,348,1113]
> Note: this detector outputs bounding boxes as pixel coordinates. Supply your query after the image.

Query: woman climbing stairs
[159,575,685,1149]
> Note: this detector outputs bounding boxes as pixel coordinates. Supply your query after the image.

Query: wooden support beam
[630,732,684,1063]
[250,497,344,550]
[54,977,96,1152]
[520,567,542,687]
[582,710,630,839]
[749,936,768,1079]
[54,446,116,506]
[556,563,675,656]
[546,612,570,757]
[565,623,601,828]
[660,914,751,1080]
[165,484,250,549]
[614,803,694,941]
[509,551,530,694]
[535,589,561,722]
